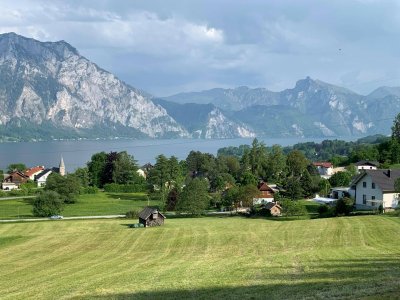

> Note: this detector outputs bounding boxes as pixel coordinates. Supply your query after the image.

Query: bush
[104,183,147,193]
[81,186,99,194]
[317,204,334,218]
[126,209,140,219]
[32,191,64,217]
[334,197,354,216]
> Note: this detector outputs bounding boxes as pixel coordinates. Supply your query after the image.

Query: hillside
[0,216,399,299]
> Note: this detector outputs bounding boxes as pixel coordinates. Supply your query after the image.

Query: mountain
[163,86,280,111]
[153,98,255,138]
[367,86,400,99]
[163,77,400,137]
[0,33,191,141]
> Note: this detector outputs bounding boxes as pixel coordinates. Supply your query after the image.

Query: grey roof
[264,202,282,210]
[352,169,400,192]
[355,160,379,167]
[138,207,165,220]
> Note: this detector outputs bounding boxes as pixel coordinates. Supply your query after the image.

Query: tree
[334,197,354,216]
[87,152,107,187]
[286,150,308,177]
[112,151,139,184]
[72,167,90,187]
[391,113,400,142]
[280,198,308,217]
[265,145,286,182]
[45,173,81,204]
[33,191,64,217]
[238,184,260,207]
[394,177,400,194]
[0,170,3,181]
[176,178,209,215]
[7,163,27,173]
[318,179,331,197]
[222,186,240,209]
[328,171,352,187]
[284,176,303,200]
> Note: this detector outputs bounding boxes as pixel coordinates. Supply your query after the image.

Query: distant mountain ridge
[163,77,400,137]
[1,32,399,141]
[0,33,254,141]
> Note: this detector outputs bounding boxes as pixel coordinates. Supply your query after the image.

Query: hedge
[103,183,147,193]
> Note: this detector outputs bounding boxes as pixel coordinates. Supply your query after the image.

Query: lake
[0,137,357,172]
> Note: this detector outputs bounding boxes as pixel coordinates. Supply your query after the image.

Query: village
[1,136,399,225]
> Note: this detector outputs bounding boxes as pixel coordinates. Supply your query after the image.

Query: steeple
[59,156,65,176]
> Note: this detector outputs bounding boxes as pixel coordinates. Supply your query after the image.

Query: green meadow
[1,215,399,299]
[0,192,160,219]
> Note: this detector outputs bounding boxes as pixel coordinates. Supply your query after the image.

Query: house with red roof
[313,162,334,178]
[24,166,45,180]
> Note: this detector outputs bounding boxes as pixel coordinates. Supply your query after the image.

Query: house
[253,182,278,205]
[351,169,400,210]
[355,160,379,171]
[137,169,146,179]
[313,162,334,178]
[2,171,29,189]
[35,169,53,187]
[1,182,18,191]
[24,166,45,180]
[138,207,166,227]
[263,202,282,216]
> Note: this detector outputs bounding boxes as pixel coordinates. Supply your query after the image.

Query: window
[363,194,366,205]
[372,183,375,189]
[371,200,375,207]
[372,196,375,200]
[363,182,366,188]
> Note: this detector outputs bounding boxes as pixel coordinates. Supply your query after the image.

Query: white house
[355,160,379,172]
[351,169,400,210]
[35,169,53,187]
[313,162,334,178]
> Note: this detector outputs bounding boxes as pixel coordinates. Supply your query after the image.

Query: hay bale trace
[138,207,165,227]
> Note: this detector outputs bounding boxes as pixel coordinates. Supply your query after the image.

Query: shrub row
[104,183,147,193]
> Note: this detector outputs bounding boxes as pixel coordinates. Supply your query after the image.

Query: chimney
[387,169,391,178]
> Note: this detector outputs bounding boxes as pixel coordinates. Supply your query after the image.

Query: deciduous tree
[176,178,209,215]
[33,191,64,217]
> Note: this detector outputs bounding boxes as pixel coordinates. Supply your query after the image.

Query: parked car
[50,215,63,220]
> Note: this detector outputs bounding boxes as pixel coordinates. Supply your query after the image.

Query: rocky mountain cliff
[164,77,400,137]
[0,33,254,141]
[153,98,255,138]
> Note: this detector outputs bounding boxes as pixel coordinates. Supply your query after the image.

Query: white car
[50,215,63,220]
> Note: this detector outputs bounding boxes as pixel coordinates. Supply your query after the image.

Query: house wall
[355,174,383,209]
[36,171,52,187]
[383,193,399,209]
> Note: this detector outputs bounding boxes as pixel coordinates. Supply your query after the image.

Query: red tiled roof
[313,162,333,168]
[24,166,45,177]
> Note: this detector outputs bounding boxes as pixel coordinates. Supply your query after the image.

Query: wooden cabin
[263,202,282,216]
[138,207,166,227]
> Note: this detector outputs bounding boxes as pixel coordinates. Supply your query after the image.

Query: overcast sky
[1,0,400,96]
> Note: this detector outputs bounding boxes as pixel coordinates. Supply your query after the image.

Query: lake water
[0,137,357,172]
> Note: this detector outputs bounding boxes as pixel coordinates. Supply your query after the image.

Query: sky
[1,0,400,96]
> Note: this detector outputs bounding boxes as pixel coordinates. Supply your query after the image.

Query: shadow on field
[86,256,400,300]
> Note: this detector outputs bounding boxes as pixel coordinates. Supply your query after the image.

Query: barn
[138,207,166,227]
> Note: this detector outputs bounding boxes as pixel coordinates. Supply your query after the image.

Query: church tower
[59,156,66,176]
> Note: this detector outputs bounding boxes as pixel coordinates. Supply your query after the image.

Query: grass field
[1,215,399,299]
[0,192,161,219]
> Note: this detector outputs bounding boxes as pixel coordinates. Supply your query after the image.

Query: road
[0,196,36,201]
[0,215,126,223]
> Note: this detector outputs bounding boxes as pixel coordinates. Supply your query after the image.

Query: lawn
[0,192,161,219]
[0,215,399,299]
